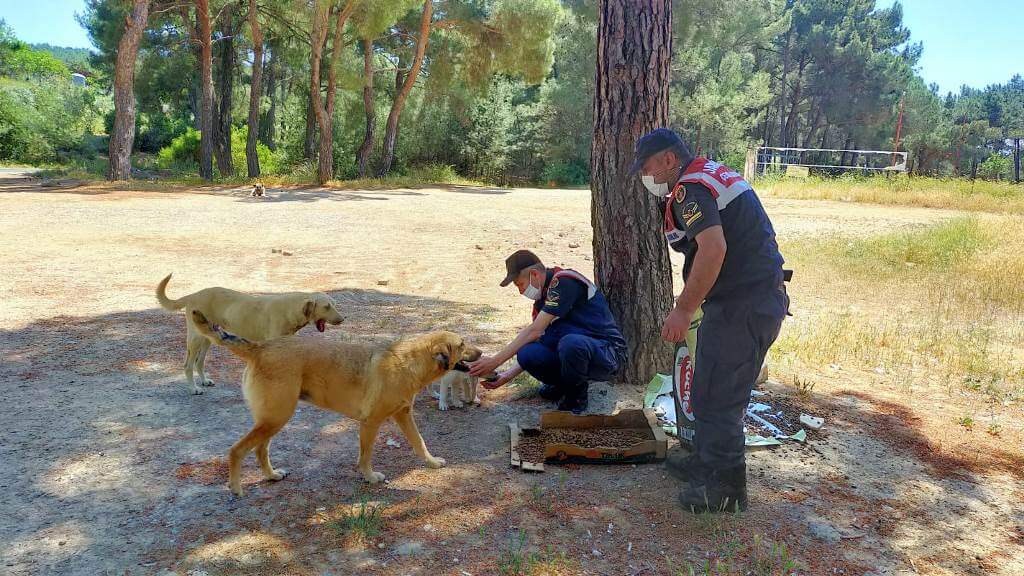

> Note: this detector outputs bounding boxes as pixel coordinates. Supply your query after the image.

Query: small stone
[807,519,842,544]
[475,245,484,250]
[377,280,389,286]
[282,251,292,256]
[378,542,385,549]
[271,248,280,253]
[569,242,580,249]
[394,540,424,556]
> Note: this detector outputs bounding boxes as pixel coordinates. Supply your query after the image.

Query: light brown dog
[156,274,344,394]
[189,310,481,496]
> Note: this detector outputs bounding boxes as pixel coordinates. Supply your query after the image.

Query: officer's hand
[661,307,693,342]
[468,356,501,378]
[481,369,515,390]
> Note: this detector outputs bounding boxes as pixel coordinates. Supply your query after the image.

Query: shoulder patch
[673,185,687,203]
[549,277,559,289]
[682,201,703,227]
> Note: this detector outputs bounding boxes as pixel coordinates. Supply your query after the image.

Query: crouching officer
[631,128,789,513]
[467,250,627,414]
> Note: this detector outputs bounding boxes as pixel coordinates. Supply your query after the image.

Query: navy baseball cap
[500,249,542,287]
[629,128,685,174]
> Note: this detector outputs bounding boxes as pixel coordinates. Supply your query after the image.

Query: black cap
[629,128,685,174]
[500,250,542,287]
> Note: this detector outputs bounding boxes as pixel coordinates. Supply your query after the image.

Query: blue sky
[2,0,1021,95]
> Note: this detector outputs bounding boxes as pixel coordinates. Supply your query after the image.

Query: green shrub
[156,126,284,176]
[542,159,589,185]
[156,127,200,170]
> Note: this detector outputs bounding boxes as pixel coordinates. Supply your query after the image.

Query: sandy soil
[1,171,1020,576]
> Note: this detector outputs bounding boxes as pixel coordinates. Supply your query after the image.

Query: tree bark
[377,0,433,177]
[303,88,317,159]
[214,12,236,177]
[259,37,277,149]
[246,0,263,177]
[312,0,357,185]
[108,0,150,181]
[197,0,214,181]
[308,0,330,180]
[356,36,375,178]
[591,0,674,385]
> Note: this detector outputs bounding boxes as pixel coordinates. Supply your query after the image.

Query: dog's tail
[156,274,186,311]
[189,310,261,360]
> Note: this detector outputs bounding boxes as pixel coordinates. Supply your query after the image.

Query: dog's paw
[471,396,481,406]
[450,400,464,409]
[201,378,215,387]
[229,483,244,497]
[425,457,447,469]
[266,468,288,482]
[191,386,204,395]
[438,401,449,411]
[363,471,386,484]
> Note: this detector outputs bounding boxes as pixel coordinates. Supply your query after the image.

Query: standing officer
[632,128,789,513]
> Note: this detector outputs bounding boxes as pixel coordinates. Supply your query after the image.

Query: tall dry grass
[771,215,1024,403]
[758,174,1024,214]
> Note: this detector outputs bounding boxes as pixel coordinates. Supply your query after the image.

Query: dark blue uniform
[668,169,789,473]
[516,269,627,401]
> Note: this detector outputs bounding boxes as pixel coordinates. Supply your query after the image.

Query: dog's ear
[303,299,315,319]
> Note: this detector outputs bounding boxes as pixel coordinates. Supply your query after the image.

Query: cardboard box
[509,409,668,472]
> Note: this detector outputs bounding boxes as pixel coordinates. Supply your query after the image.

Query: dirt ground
[1,171,1020,575]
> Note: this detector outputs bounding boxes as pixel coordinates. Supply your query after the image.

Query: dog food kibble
[516,428,654,463]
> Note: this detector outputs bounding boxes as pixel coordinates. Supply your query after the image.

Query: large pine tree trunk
[246,0,263,177]
[107,0,150,181]
[356,36,375,178]
[591,0,674,385]
[377,0,432,177]
[214,14,236,177]
[197,0,214,181]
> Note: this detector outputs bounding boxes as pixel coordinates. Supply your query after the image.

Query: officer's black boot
[556,382,589,414]
[537,383,563,402]
[678,464,747,513]
[664,449,703,483]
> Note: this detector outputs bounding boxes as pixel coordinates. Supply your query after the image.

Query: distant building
[71,73,86,86]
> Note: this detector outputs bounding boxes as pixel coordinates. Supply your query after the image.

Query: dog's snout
[463,346,483,362]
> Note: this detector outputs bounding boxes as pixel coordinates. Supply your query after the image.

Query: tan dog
[156,274,344,394]
[433,371,481,411]
[250,183,266,197]
[189,310,481,496]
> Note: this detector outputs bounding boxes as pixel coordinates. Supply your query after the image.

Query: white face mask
[522,274,543,301]
[641,164,681,198]
[641,174,670,198]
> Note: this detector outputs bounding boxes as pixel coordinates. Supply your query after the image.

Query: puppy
[156,273,343,394]
[189,310,481,495]
[250,183,266,197]
[434,370,481,411]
